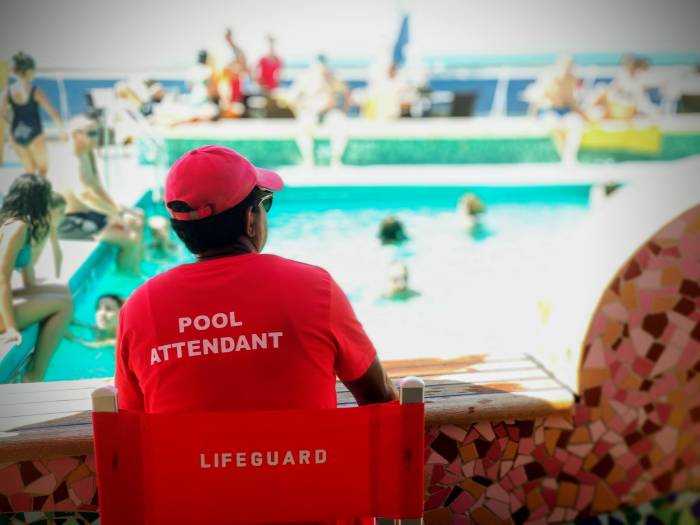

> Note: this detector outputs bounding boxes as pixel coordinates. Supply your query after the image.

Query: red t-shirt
[257,55,283,91]
[115,254,376,413]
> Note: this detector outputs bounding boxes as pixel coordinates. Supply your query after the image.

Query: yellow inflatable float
[580,124,662,155]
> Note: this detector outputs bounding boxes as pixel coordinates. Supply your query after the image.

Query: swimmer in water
[456,192,486,232]
[378,215,408,245]
[0,52,68,176]
[67,293,124,349]
[381,261,420,301]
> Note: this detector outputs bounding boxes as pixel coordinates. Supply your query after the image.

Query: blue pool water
[44,185,590,381]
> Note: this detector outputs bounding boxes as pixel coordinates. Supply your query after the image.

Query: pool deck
[0,352,574,462]
[277,155,700,187]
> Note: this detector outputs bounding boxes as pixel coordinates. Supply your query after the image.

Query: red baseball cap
[164,145,283,221]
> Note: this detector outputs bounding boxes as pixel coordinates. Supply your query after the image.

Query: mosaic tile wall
[1,206,698,523]
[0,456,97,515]
[422,205,700,523]
[1,491,698,525]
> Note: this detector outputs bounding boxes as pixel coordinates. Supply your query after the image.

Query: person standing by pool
[256,35,283,94]
[0,174,73,382]
[0,52,67,176]
[224,28,248,115]
[115,145,397,416]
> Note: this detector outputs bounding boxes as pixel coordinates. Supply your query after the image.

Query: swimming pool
[44,184,590,381]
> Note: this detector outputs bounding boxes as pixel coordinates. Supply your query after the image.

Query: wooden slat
[0,377,111,396]
[0,398,93,419]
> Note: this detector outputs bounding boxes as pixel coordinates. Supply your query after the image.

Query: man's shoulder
[120,264,186,315]
[260,254,330,281]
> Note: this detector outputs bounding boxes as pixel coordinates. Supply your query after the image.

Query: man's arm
[343,356,397,405]
[328,274,398,405]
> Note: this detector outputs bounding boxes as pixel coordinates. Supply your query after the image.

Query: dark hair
[378,215,408,245]
[0,173,52,243]
[169,187,267,255]
[96,293,125,310]
[12,52,36,75]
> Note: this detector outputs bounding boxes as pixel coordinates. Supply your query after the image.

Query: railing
[18,53,697,123]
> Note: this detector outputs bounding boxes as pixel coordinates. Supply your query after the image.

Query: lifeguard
[115,145,397,415]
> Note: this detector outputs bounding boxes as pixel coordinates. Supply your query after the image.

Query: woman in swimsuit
[0,174,73,382]
[0,52,67,176]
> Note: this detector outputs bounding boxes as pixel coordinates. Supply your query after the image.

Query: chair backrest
[92,378,425,525]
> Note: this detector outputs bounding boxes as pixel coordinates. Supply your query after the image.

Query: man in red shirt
[115,145,397,413]
[257,35,283,93]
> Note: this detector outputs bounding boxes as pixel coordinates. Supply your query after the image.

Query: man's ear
[244,206,257,237]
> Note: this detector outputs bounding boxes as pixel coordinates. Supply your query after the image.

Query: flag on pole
[392,14,410,68]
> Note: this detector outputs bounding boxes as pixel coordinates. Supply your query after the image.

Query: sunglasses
[256,192,273,213]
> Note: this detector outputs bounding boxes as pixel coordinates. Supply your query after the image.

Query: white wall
[1,0,699,72]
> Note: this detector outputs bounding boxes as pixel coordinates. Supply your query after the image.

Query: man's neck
[196,240,257,261]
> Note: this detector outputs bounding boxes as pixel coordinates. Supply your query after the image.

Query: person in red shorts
[114,145,397,414]
[257,35,283,93]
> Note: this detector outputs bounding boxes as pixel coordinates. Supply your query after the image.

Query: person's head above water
[95,294,124,334]
[387,261,409,292]
[12,52,36,79]
[458,193,486,217]
[378,215,408,245]
[165,145,284,257]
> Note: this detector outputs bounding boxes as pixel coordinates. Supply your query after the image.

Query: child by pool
[67,293,124,349]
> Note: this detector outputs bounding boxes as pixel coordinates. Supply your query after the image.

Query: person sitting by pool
[0,174,73,382]
[456,192,486,232]
[115,145,397,421]
[57,122,145,275]
[67,293,124,349]
[378,215,408,245]
[0,52,68,176]
[588,55,658,121]
[146,215,178,259]
[288,54,352,167]
[526,55,588,164]
[381,261,420,301]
